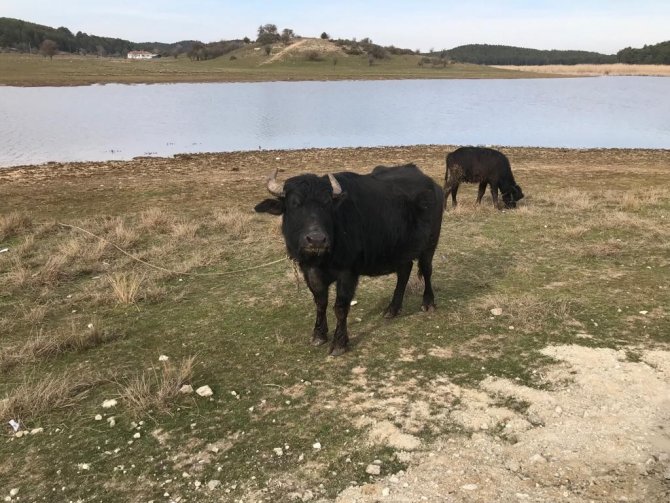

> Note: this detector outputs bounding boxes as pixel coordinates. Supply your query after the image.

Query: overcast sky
[3,0,669,54]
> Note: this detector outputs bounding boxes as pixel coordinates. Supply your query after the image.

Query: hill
[617,40,670,64]
[440,44,617,65]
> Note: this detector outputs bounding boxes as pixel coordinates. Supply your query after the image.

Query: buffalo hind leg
[330,271,358,356]
[443,181,459,208]
[418,251,436,312]
[384,261,413,319]
[476,182,487,204]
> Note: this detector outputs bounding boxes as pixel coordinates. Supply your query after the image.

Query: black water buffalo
[254,164,444,356]
[444,146,524,209]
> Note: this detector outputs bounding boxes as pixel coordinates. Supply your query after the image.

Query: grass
[0,145,669,501]
[0,49,555,87]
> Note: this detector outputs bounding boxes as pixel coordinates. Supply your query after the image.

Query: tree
[39,39,58,60]
[243,36,251,44]
[281,28,295,45]
[257,24,279,45]
[320,32,330,40]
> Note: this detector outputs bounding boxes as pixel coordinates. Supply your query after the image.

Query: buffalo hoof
[328,346,347,357]
[421,303,436,313]
[311,335,328,346]
[383,306,400,319]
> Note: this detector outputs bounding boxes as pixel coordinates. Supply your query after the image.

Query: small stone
[107,417,116,427]
[273,447,283,456]
[382,487,390,496]
[94,414,103,421]
[158,355,169,362]
[179,385,193,394]
[196,385,213,397]
[312,441,321,450]
[529,453,547,464]
[461,484,478,491]
[102,399,117,408]
[207,480,221,491]
[194,480,201,488]
[30,427,44,435]
[366,464,381,475]
[133,432,141,439]
[490,308,503,316]
[15,431,25,438]
[350,300,358,306]
[9,489,19,497]
[639,310,648,315]
[78,463,90,470]
[302,490,314,502]
[555,406,563,415]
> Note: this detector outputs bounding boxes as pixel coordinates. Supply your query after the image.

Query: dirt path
[334,344,670,502]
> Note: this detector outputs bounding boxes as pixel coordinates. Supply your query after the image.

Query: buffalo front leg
[303,267,330,346]
[384,261,413,318]
[491,184,500,209]
[418,251,436,312]
[330,271,359,356]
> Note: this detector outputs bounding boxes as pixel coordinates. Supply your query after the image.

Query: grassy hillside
[0,38,555,86]
[1,146,669,501]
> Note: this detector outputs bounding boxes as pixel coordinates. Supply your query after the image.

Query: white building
[127,50,157,60]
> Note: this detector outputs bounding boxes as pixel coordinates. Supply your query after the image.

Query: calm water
[0,77,668,168]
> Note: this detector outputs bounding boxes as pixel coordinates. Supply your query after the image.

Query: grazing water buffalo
[254,164,444,356]
[444,146,524,209]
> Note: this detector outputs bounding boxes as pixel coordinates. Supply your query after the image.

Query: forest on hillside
[1,17,668,65]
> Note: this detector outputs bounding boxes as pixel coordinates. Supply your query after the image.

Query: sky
[3,0,669,54]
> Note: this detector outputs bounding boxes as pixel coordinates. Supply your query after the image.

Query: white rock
[30,427,44,435]
[15,431,25,438]
[133,432,141,439]
[196,385,213,397]
[179,385,194,394]
[273,447,284,456]
[365,464,381,475]
[102,399,117,408]
[158,355,169,362]
[107,417,116,427]
[462,484,478,491]
[312,441,321,450]
[9,489,19,497]
[382,487,390,496]
[350,300,358,306]
[194,480,201,488]
[207,480,221,491]
[639,310,648,315]
[94,414,103,421]
[77,463,90,470]
[490,308,503,316]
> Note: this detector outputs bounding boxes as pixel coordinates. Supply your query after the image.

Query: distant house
[127,50,157,60]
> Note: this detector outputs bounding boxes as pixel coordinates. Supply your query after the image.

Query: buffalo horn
[328,174,342,196]
[266,168,285,197]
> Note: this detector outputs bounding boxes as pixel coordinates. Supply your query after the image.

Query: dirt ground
[334,344,670,502]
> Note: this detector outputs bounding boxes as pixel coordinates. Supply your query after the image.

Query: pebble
[102,399,117,408]
[207,480,221,491]
[273,447,283,456]
[490,308,503,316]
[179,385,193,394]
[9,489,19,497]
[158,355,169,361]
[196,385,213,397]
[366,464,381,475]
[133,432,141,439]
[107,417,116,427]
[77,463,90,470]
[312,442,321,450]
[461,484,478,491]
[94,414,103,421]
[639,310,648,315]
[382,487,390,496]
[30,427,44,435]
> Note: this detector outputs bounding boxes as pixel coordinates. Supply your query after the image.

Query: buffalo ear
[254,198,284,215]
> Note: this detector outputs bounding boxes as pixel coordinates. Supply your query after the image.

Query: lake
[0,77,668,168]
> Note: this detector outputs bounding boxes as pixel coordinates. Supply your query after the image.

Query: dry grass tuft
[5,257,30,289]
[171,220,201,240]
[474,292,572,331]
[139,207,174,231]
[107,272,145,304]
[0,212,32,241]
[212,209,254,240]
[38,255,69,285]
[15,234,36,257]
[120,356,196,417]
[580,239,623,258]
[105,217,139,248]
[0,319,121,373]
[0,370,100,423]
[542,189,595,211]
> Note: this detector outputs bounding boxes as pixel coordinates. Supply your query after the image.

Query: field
[1,146,669,502]
[493,63,670,77]
[0,46,552,87]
